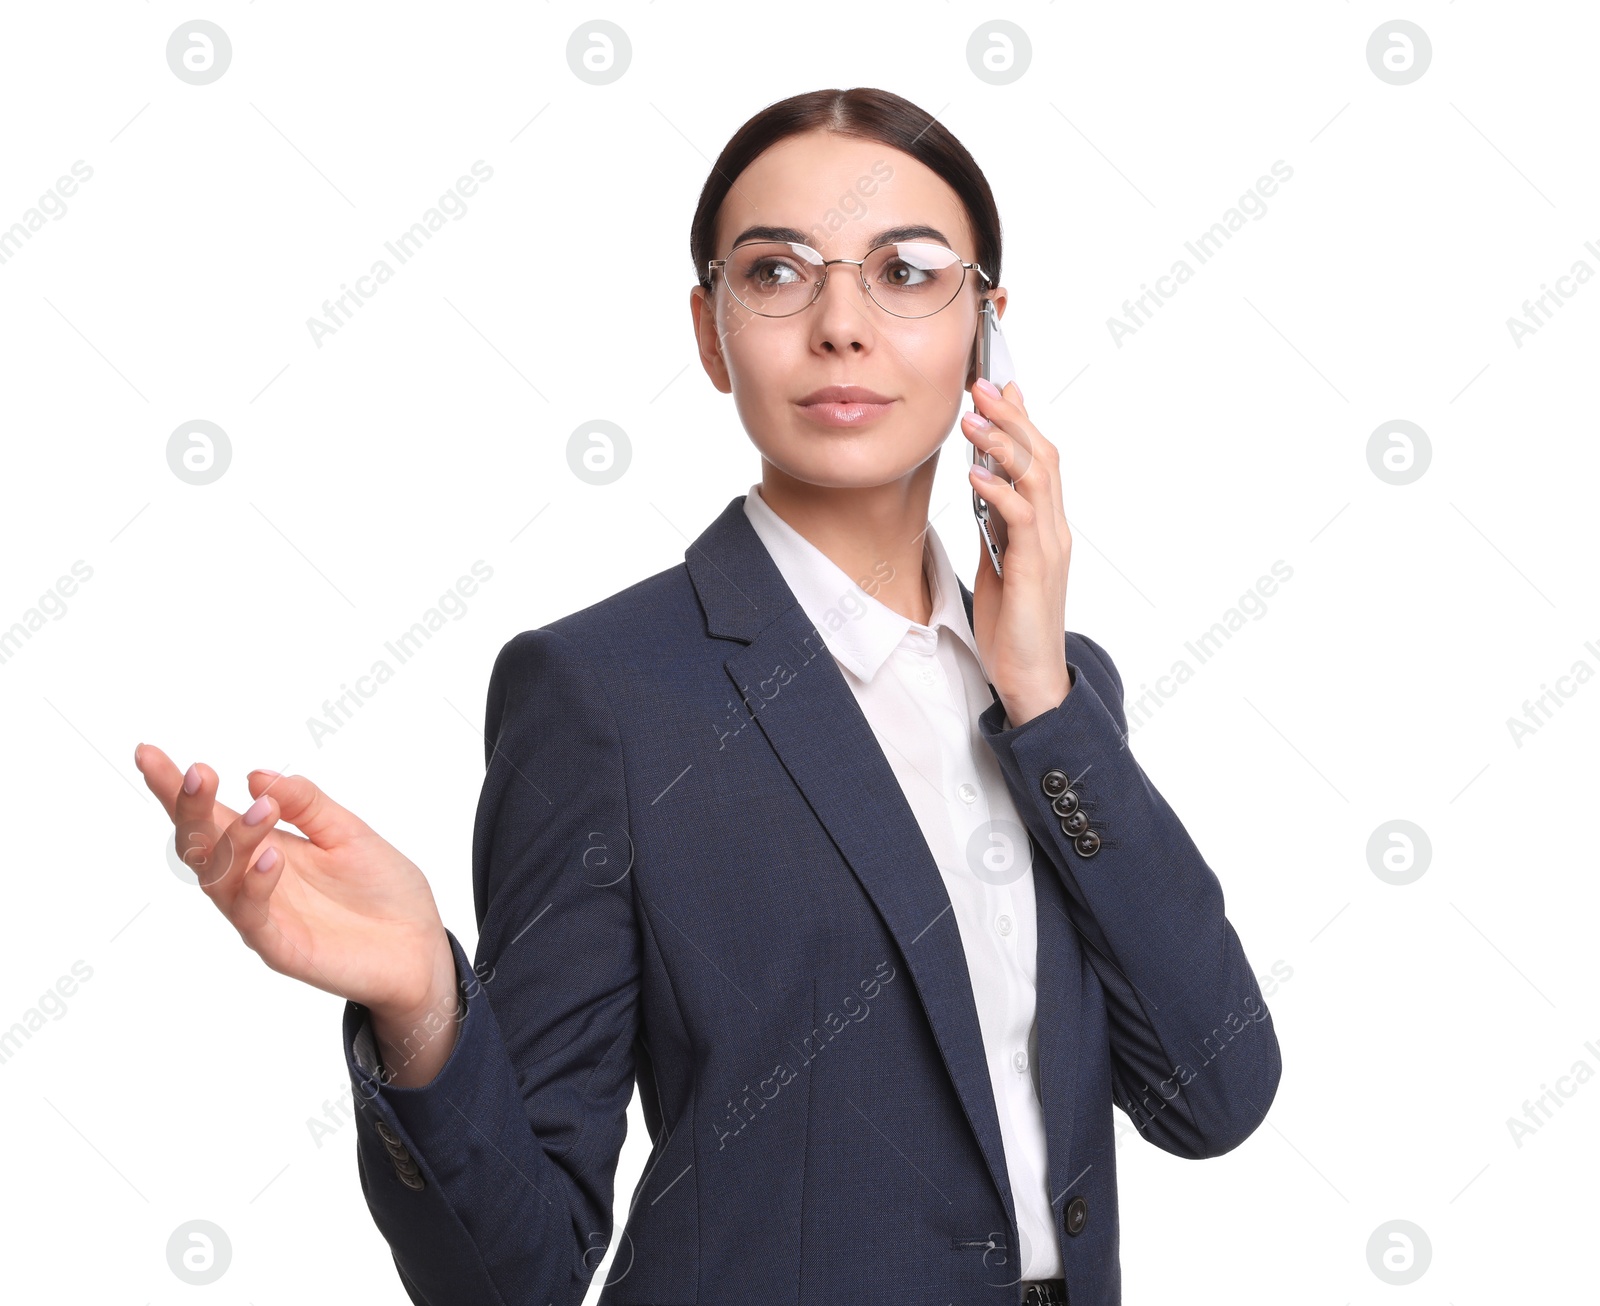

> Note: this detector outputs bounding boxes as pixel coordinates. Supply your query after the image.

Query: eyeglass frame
[702,238,993,319]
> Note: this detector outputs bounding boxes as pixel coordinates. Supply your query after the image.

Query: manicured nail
[1012,382,1025,405]
[133,743,143,769]
[974,377,1000,399]
[254,769,282,778]
[963,410,993,430]
[183,764,201,795]
[254,846,280,873]
[972,463,997,480]
[243,796,272,826]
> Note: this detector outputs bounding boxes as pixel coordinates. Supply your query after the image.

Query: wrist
[380,925,455,1008]
[369,935,461,1055]
[1001,665,1074,729]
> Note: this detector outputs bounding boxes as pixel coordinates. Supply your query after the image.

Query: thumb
[247,769,367,848]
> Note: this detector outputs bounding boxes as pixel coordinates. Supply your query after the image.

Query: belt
[1020,1281,1067,1305]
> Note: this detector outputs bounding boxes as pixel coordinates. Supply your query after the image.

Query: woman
[136,88,1280,1306]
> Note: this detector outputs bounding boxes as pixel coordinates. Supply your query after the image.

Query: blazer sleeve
[978,631,1282,1159]
[339,626,641,1305]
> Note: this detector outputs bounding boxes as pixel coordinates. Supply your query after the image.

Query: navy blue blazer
[341,493,1282,1306]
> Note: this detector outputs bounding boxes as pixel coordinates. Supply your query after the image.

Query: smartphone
[971,298,1017,578]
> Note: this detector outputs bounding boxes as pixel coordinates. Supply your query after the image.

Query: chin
[764,436,936,491]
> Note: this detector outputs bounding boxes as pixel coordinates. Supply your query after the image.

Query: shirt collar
[741,482,982,684]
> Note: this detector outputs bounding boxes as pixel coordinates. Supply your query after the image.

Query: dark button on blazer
[341,494,1283,1306]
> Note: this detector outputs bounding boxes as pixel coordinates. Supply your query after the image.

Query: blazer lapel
[686,495,1019,1233]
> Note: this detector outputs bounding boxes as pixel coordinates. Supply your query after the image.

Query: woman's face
[691,130,1005,491]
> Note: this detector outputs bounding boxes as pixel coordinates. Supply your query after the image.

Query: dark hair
[689,88,1002,293]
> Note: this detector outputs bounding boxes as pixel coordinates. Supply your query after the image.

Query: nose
[810,258,875,353]
[814,257,871,308]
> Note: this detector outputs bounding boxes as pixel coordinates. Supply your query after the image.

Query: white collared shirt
[742,483,1063,1281]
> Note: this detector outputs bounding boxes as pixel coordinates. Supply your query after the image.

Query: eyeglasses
[704,240,991,319]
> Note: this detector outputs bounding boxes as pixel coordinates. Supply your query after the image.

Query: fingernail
[974,377,1000,399]
[133,743,143,769]
[243,796,272,827]
[963,410,993,430]
[254,769,282,778]
[1012,382,1025,405]
[183,764,201,795]
[972,463,997,480]
[254,846,280,873]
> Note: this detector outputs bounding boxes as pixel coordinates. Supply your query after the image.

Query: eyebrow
[726,223,954,253]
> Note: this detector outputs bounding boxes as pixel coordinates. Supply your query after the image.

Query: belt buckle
[1021,1283,1065,1305]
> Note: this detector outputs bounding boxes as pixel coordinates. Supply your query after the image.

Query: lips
[796,385,896,428]
[797,385,893,405]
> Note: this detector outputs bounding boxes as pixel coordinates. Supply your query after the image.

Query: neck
[756,458,938,626]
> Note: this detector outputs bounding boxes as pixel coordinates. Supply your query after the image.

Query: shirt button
[1012,1049,1028,1073]
[958,782,977,804]
[996,914,1012,936]
[918,666,937,685]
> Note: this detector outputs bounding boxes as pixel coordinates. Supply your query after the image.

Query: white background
[1,2,1595,1301]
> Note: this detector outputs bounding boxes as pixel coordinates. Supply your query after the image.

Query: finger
[967,464,1039,557]
[246,767,296,815]
[964,390,1033,481]
[262,772,369,850]
[965,387,1062,519]
[133,742,189,823]
[962,408,1050,508]
[969,379,1060,499]
[203,792,282,909]
[167,760,234,886]
[1003,379,1061,510]
[229,838,288,954]
[966,464,1030,531]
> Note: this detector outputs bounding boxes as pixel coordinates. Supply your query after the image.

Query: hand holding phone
[970,299,1017,578]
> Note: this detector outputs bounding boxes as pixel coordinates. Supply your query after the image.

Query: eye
[878,257,932,288]
[749,257,804,289]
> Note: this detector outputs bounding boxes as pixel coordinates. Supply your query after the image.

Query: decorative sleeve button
[374,1118,426,1191]
[1040,766,1107,857]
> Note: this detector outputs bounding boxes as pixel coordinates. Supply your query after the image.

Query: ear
[964,287,1010,390]
[690,283,732,394]
[964,300,983,392]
